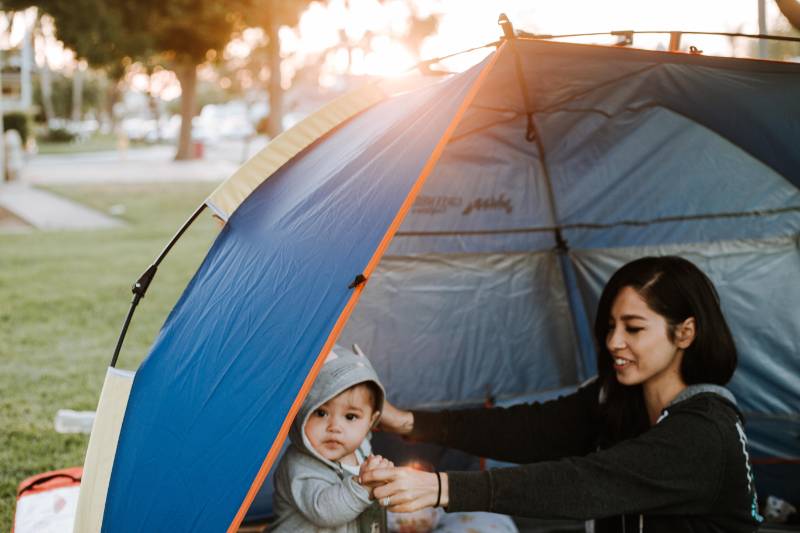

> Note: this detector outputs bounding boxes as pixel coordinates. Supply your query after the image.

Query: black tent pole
[499,13,566,250]
[109,203,207,368]
[500,14,596,380]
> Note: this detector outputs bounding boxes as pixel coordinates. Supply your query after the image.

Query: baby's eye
[345,413,359,421]
[314,409,327,417]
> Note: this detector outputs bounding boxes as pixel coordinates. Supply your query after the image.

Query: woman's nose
[607,328,625,351]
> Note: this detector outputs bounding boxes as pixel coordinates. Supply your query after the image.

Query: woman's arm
[448,408,725,519]
[382,380,601,464]
[367,406,727,519]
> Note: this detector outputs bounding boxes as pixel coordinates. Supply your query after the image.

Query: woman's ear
[675,317,696,349]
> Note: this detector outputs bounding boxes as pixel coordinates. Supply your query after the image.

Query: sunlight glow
[14,0,795,103]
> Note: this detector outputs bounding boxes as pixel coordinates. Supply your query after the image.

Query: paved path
[21,145,243,185]
[0,182,123,231]
[0,138,268,231]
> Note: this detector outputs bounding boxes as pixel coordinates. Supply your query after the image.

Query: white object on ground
[14,485,79,533]
[54,409,95,434]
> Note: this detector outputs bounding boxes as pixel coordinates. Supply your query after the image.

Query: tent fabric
[102,53,497,533]
[205,82,389,221]
[73,368,134,533]
[339,251,582,408]
[99,38,800,532]
[206,76,441,221]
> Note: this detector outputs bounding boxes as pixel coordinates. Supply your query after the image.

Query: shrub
[3,112,32,143]
[41,127,77,143]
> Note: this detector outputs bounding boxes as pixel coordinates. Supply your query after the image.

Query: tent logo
[462,194,513,216]
[412,195,463,214]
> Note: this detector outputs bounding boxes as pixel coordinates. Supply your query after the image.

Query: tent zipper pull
[348,274,367,289]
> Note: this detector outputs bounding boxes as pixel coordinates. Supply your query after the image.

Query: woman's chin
[615,370,643,386]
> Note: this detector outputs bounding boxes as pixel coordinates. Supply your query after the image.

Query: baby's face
[304,386,379,463]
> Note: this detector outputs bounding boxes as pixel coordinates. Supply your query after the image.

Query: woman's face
[606,286,686,388]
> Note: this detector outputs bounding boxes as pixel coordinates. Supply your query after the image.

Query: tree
[131,0,251,158]
[245,0,308,139]
[9,0,252,159]
[6,0,151,131]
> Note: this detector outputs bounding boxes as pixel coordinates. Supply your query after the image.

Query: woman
[361,256,763,533]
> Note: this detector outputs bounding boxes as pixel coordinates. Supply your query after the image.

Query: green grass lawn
[0,182,220,530]
[36,133,168,155]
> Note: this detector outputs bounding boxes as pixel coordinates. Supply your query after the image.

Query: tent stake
[109,204,207,368]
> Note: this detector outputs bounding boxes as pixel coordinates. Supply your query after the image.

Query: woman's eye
[626,327,643,334]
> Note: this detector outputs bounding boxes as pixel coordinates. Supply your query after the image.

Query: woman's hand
[361,466,448,513]
[378,399,414,435]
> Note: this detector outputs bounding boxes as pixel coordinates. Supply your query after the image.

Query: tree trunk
[266,3,283,139]
[38,58,56,127]
[148,75,162,141]
[174,58,198,160]
[776,0,800,29]
[34,14,56,128]
[105,77,121,132]
[71,62,83,123]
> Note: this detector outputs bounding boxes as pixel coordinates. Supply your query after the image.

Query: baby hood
[289,344,385,467]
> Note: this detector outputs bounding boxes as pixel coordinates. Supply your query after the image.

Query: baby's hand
[358,455,394,497]
[359,454,394,479]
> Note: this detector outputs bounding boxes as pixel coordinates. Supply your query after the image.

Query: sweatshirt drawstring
[621,513,644,532]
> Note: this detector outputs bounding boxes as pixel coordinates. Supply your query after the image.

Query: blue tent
[75,36,800,532]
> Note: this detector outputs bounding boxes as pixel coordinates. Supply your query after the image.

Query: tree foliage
[5,0,148,70]
[9,0,258,158]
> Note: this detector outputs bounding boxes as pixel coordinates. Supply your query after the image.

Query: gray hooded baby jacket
[271,344,387,533]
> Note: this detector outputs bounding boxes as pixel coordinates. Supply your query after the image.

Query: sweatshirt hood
[669,383,737,408]
[657,383,742,424]
[289,344,385,469]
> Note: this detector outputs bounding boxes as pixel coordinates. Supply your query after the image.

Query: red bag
[13,467,82,533]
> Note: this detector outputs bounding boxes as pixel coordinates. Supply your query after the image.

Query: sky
[283,0,794,76]
[1,0,795,100]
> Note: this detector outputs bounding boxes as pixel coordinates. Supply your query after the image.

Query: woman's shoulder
[663,385,741,422]
[654,387,744,450]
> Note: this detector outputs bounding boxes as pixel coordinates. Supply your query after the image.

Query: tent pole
[499,14,566,248]
[501,14,596,380]
[109,203,207,368]
[516,29,800,44]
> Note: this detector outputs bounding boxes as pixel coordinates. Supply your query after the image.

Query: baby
[272,344,391,533]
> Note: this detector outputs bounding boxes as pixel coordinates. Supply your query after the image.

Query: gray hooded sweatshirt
[271,345,387,533]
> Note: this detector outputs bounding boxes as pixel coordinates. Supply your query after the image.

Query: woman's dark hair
[594,256,737,443]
